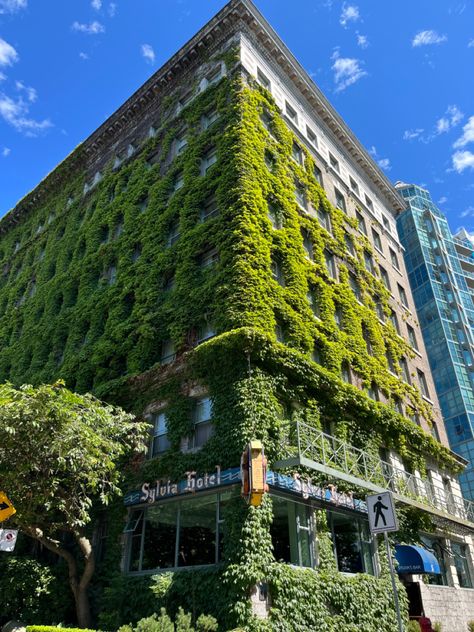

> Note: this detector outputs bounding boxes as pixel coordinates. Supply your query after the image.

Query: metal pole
[384,531,404,632]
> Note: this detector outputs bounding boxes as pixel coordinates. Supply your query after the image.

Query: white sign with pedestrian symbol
[366,491,398,534]
[0,528,18,552]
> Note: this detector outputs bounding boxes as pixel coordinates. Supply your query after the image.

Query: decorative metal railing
[275,421,474,526]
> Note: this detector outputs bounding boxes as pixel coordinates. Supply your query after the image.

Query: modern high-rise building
[396,183,474,504]
[2,2,474,630]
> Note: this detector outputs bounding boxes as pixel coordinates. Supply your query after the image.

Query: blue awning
[395,545,441,575]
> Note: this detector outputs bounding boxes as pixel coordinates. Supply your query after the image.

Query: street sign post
[0,529,18,552]
[366,491,403,632]
[0,492,15,523]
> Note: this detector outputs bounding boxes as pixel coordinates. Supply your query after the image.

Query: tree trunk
[75,585,92,629]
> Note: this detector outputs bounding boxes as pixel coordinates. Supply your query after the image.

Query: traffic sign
[366,491,398,534]
[0,492,16,523]
[0,529,18,552]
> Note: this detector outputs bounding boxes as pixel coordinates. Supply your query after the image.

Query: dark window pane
[141,503,178,570]
[178,494,217,567]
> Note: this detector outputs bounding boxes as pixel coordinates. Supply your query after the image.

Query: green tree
[0,381,150,628]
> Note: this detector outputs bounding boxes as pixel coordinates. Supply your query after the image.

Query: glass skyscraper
[396,182,474,500]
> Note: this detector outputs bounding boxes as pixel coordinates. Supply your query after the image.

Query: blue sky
[0,0,473,231]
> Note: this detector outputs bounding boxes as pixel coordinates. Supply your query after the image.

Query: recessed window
[260,109,273,133]
[163,273,175,293]
[356,211,367,235]
[306,126,318,148]
[382,215,390,231]
[318,206,331,232]
[349,177,359,196]
[365,194,374,211]
[325,251,337,280]
[292,142,304,165]
[398,284,408,307]
[349,274,361,302]
[271,259,285,286]
[379,265,390,290]
[175,132,188,156]
[312,345,321,364]
[148,125,157,138]
[151,412,171,456]
[364,251,375,275]
[417,369,429,398]
[372,229,382,252]
[113,216,124,240]
[267,203,282,230]
[386,351,396,373]
[161,340,176,365]
[285,101,298,125]
[375,298,385,321]
[393,397,404,416]
[407,324,418,350]
[341,361,351,383]
[390,248,400,270]
[302,229,314,260]
[264,149,276,171]
[275,323,286,343]
[139,196,149,213]
[191,397,214,449]
[400,357,411,383]
[257,67,271,90]
[202,109,219,130]
[197,323,216,343]
[178,90,194,112]
[167,221,180,247]
[295,184,307,210]
[103,265,117,286]
[329,512,374,574]
[329,153,339,173]
[201,148,217,175]
[368,381,379,401]
[204,65,223,87]
[173,172,184,192]
[200,196,219,222]
[199,248,218,268]
[362,325,372,355]
[345,234,355,257]
[307,288,320,319]
[334,303,343,328]
[100,225,110,244]
[132,245,141,262]
[389,309,400,334]
[313,165,323,187]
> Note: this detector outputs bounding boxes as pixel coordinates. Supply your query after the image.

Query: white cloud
[15,80,37,103]
[2,146,10,157]
[368,145,391,171]
[412,30,447,47]
[108,2,117,17]
[79,52,89,60]
[91,0,102,9]
[469,39,474,48]
[0,0,26,14]
[141,43,155,64]
[340,3,359,27]
[331,50,367,92]
[0,72,6,81]
[452,150,474,173]
[460,206,474,218]
[0,38,19,67]
[403,128,424,140]
[0,92,52,136]
[438,196,448,205]
[453,116,474,149]
[356,33,368,48]
[435,105,464,135]
[71,21,105,35]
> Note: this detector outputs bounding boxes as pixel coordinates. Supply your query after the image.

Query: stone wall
[420,583,474,632]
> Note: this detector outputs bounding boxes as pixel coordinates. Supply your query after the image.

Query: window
[161,340,176,365]
[312,346,321,364]
[103,265,117,286]
[294,183,307,209]
[200,196,218,222]
[390,248,400,269]
[302,229,314,260]
[292,142,304,165]
[178,90,194,112]
[400,357,411,383]
[264,149,276,171]
[386,351,396,373]
[113,217,124,240]
[260,109,273,133]
[257,67,271,90]
[398,284,408,306]
[325,251,337,279]
[364,251,375,275]
[317,206,331,232]
[349,274,361,302]
[389,309,400,334]
[201,148,217,175]
[270,496,314,567]
[382,215,390,231]
[285,101,298,125]
[365,194,373,211]
[349,177,359,196]
[362,325,372,355]
[275,323,285,343]
[167,222,180,247]
[267,203,282,230]
[148,125,157,138]
[199,248,218,268]
[202,109,219,130]
[132,245,141,262]
[204,65,223,88]
[307,289,320,319]
[191,397,214,449]
[375,298,385,321]
[341,361,351,383]
[393,397,404,416]
[313,165,323,186]
[345,234,355,257]
[172,172,184,192]
[407,324,418,350]
[356,211,367,235]
[334,304,343,328]
[368,381,379,401]
[379,265,390,290]
[271,259,285,286]
[329,153,339,173]
[175,132,188,156]
[417,370,429,398]
[335,188,346,213]
[151,412,171,456]
[139,196,148,213]
[306,126,318,148]
[372,229,382,252]
[451,542,473,589]
[197,323,216,343]
[329,512,374,575]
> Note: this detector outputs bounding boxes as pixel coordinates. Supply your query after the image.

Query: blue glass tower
[396,182,474,500]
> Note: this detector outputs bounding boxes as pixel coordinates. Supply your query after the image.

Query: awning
[395,544,441,575]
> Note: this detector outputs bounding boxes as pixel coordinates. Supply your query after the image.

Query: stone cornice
[1,0,405,235]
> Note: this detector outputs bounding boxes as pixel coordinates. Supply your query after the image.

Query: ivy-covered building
[2,1,474,630]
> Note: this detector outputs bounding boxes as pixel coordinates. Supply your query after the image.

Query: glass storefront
[451,542,473,588]
[270,495,314,567]
[328,510,374,574]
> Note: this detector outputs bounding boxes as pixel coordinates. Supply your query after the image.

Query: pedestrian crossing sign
[366,491,398,534]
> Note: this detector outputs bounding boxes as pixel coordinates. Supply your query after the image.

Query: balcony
[273,421,474,529]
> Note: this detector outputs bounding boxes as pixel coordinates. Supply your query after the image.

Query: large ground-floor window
[328,510,374,575]
[270,495,315,568]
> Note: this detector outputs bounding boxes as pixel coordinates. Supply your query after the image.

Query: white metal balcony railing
[273,421,474,529]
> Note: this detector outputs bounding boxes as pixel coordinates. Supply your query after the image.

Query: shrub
[407,622,421,632]
[118,609,218,632]
[468,622,474,632]
[433,623,442,632]
[27,628,97,632]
